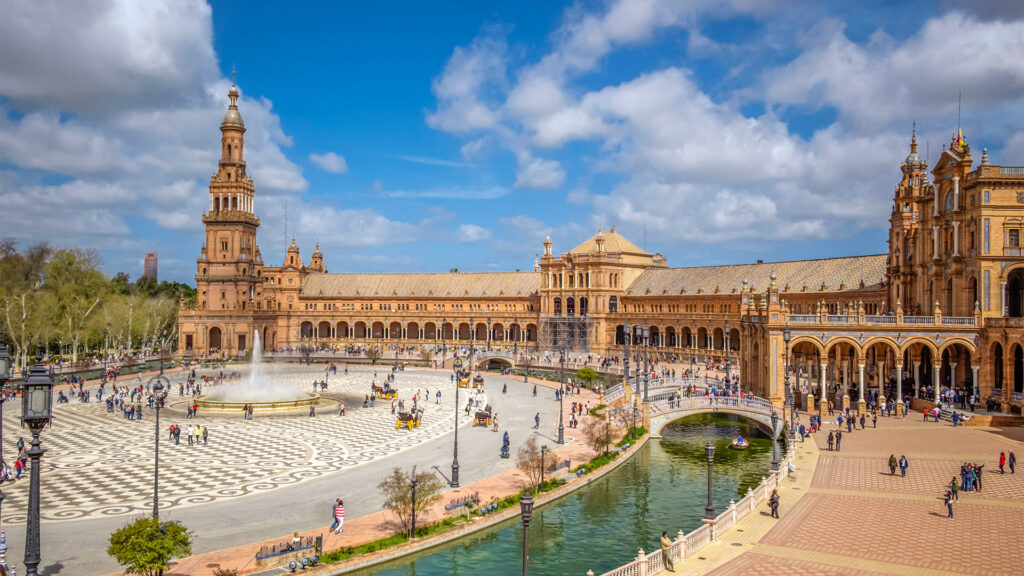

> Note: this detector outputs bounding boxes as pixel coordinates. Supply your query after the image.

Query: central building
[178,82,1024,416]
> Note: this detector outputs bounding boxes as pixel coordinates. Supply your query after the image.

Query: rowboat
[729,438,749,450]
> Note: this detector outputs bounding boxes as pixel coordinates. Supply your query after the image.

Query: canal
[352,413,774,576]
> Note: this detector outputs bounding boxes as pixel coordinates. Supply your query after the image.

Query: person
[532,384,537,397]
[952,412,959,427]
[339,401,346,416]
[889,454,898,475]
[872,412,877,428]
[202,426,208,445]
[950,476,959,502]
[187,425,194,446]
[923,407,929,422]
[334,499,345,534]
[859,414,866,429]
[827,431,834,451]
[1010,451,1017,474]
[835,430,842,451]
[310,405,316,417]
[329,498,343,532]
[943,488,954,520]
[660,531,675,572]
[899,455,908,477]
[534,413,540,429]
[769,489,780,518]
[999,451,1007,474]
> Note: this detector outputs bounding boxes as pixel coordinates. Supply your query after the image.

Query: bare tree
[418,346,434,364]
[515,435,544,489]
[377,467,444,536]
[581,416,613,453]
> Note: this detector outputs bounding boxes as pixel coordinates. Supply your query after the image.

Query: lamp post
[635,324,650,402]
[557,347,565,445]
[783,326,795,442]
[704,441,715,520]
[148,344,169,519]
[0,329,11,543]
[452,318,472,487]
[102,324,110,384]
[770,409,780,472]
[520,492,534,576]
[539,445,547,490]
[724,321,731,386]
[513,318,518,358]
[623,321,631,385]
[441,318,447,358]
[21,349,54,576]
[604,420,610,456]
[410,475,418,539]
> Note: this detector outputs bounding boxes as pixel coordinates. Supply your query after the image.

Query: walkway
[653,413,1024,576]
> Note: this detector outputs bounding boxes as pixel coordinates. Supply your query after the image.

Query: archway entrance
[209,327,222,351]
[1008,269,1024,317]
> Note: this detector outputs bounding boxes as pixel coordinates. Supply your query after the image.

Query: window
[1010,229,1020,248]
[220,241,228,251]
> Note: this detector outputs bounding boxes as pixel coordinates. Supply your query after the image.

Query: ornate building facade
[178,83,1024,414]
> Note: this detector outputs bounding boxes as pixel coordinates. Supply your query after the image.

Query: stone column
[841,359,851,409]
[1002,281,1008,317]
[933,363,942,404]
[857,363,866,414]
[896,365,904,418]
[913,361,921,394]
[819,362,828,420]
[971,365,979,404]
[876,360,885,396]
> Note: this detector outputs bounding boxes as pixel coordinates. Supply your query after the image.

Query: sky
[1,0,1023,283]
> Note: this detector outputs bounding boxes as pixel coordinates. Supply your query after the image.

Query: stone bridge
[470,351,515,370]
[646,395,782,437]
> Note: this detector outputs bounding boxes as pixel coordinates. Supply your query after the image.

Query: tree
[108,516,192,576]
[418,346,434,364]
[366,346,382,365]
[576,366,598,387]
[581,416,613,453]
[377,467,444,536]
[515,435,544,489]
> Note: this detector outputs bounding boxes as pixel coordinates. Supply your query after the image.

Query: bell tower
[887,123,928,313]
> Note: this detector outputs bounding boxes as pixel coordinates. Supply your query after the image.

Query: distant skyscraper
[144,252,158,280]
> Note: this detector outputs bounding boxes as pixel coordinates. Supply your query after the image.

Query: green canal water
[352,413,774,576]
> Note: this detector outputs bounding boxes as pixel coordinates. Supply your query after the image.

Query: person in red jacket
[999,452,1007,474]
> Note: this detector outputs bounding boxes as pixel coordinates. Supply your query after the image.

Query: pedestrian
[310,405,316,417]
[835,430,842,451]
[999,452,1006,474]
[660,531,675,572]
[899,455,908,477]
[923,407,929,422]
[952,412,959,427]
[975,463,985,491]
[872,413,877,428]
[769,489,780,518]
[943,488,954,519]
[847,416,853,433]
[859,414,866,429]
[534,413,540,429]
[950,476,959,502]
[1010,451,1017,474]
[888,454,897,475]
[187,425,194,446]
[202,426,208,445]
[329,498,342,532]
[334,498,345,534]
[173,425,181,445]
[827,431,834,451]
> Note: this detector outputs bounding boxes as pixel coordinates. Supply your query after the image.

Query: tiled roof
[302,272,541,298]
[624,254,887,296]
[570,229,650,255]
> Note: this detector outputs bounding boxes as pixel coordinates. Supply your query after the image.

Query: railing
[941,317,975,325]
[827,315,851,323]
[987,317,1024,328]
[902,316,935,325]
[593,443,796,576]
[1013,392,1023,402]
[865,315,897,324]
[604,384,624,404]
[787,315,817,323]
[992,389,1002,399]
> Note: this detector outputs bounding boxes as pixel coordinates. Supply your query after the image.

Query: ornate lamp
[520,492,535,576]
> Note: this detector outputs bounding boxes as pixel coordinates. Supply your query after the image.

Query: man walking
[187,424,194,446]
[534,413,540,429]
[835,430,842,451]
[202,426,208,445]
[888,454,897,475]
[660,531,675,572]
[899,455,908,477]
[1010,451,1017,474]
[329,498,343,532]
[943,488,954,519]
[769,489,780,518]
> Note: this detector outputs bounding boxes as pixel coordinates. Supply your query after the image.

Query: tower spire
[910,121,917,154]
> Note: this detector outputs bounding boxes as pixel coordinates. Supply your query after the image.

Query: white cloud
[426,26,508,133]
[566,188,592,205]
[514,154,566,189]
[455,224,492,243]
[297,207,418,249]
[309,152,349,174]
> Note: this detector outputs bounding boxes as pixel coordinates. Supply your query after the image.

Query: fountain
[190,331,329,414]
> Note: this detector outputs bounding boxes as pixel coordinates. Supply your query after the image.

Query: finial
[982,148,989,165]
[232,64,237,87]
[910,121,917,153]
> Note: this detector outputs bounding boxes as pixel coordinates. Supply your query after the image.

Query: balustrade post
[677,530,686,561]
[762,477,769,499]
[730,499,737,525]
[637,549,647,576]
[747,487,755,512]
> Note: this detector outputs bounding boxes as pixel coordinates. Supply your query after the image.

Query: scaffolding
[537,315,594,352]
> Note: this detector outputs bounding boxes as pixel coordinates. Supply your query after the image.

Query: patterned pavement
[0,365,480,523]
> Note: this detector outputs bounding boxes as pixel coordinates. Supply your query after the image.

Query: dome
[223,107,244,127]
[904,152,922,166]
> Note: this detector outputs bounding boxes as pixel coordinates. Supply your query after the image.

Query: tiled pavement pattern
[0,366,476,523]
[655,416,1024,576]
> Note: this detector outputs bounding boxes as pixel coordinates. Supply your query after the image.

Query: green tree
[107,516,192,576]
[377,467,444,536]
[109,272,131,295]
[576,366,598,387]
[133,274,158,298]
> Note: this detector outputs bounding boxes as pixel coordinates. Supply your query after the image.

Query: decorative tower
[887,123,928,313]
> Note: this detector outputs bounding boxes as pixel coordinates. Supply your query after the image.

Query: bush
[588,403,607,416]
[617,426,647,447]
[573,452,618,474]
[107,516,192,576]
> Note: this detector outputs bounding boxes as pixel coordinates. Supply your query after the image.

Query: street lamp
[704,441,715,520]
[770,410,780,472]
[623,321,631,384]
[21,349,54,576]
[783,326,795,442]
[634,324,650,402]
[148,343,170,519]
[724,321,731,386]
[520,492,534,576]
[102,324,110,384]
[0,329,11,535]
[513,318,518,358]
[452,318,473,487]
[441,317,447,357]
[540,445,547,491]
[557,347,565,444]
[410,475,418,539]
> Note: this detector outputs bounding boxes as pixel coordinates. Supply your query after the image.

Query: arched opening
[371,321,385,339]
[510,324,522,342]
[317,321,331,339]
[214,197,220,212]
[355,321,367,338]
[666,326,677,347]
[969,276,978,310]
[1014,344,1024,394]
[566,297,576,316]
[442,322,454,340]
[458,323,470,340]
[712,328,724,350]
[650,326,661,347]
[579,297,589,316]
[337,321,349,339]
[424,322,437,341]
[697,327,709,349]
[525,323,537,341]
[475,322,487,341]
[407,322,420,340]
[682,327,693,348]
[608,296,618,313]
[553,298,562,316]
[729,327,740,352]
[209,326,222,350]
[994,343,1004,390]
[492,323,504,341]
[389,321,402,340]
[615,325,625,345]
[299,322,313,339]
[945,277,954,315]
[231,196,238,210]
[1008,269,1024,317]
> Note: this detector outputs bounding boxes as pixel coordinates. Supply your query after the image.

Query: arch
[650,326,661,346]
[510,323,522,341]
[231,196,238,210]
[788,335,825,356]
[214,197,221,212]
[371,321,385,339]
[336,321,349,339]
[484,357,514,370]
[615,325,625,345]
[458,323,470,340]
[209,326,223,350]
[566,297,576,316]
[666,326,677,347]
[712,328,724,351]
[993,343,1004,390]
[354,321,367,338]
[682,327,693,348]
[899,337,939,358]
[968,275,978,311]
[492,322,505,341]
[608,296,619,313]
[389,321,402,339]
[299,322,313,339]
[579,297,589,316]
[424,322,437,340]
[937,337,977,357]
[697,327,709,348]
[475,322,488,341]
[1008,268,1024,317]
[728,327,740,352]
[317,320,331,339]
[823,336,863,360]
[653,408,775,437]
[442,322,454,340]
[525,323,537,342]
[407,321,420,340]
[1014,344,1024,394]
[553,297,562,316]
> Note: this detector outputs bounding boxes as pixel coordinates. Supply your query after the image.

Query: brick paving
[656,412,1024,576]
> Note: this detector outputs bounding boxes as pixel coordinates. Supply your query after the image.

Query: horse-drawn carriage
[373,384,397,400]
[458,378,471,388]
[472,374,485,388]
[473,407,493,427]
[396,410,422,430]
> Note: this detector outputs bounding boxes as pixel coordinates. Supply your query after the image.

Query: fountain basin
[173,393,335,415]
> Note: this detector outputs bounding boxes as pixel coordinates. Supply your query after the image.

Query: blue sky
[1,0,1022,283]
